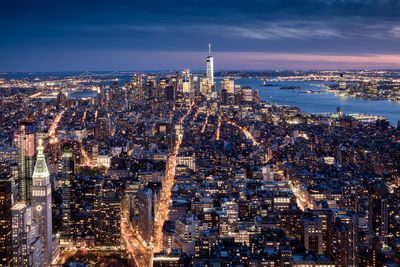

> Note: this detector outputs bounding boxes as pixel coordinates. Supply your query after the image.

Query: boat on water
[261,80,280,86]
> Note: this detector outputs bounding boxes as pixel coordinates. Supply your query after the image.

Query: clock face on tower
[36,205,42,212]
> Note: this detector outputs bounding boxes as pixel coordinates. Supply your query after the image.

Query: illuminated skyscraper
[31,140,53,265]
[95,115,111,140]
[302,214,323,254]
[94,178,121,247]
[0,180,12,266]
[17,120,36,203]
[12,203,44,267]
[368,180,389,242]
[132,73,145,101]
[61,143,74,246]
[206,43,214,84]
[220,79,235,94]
[181,69,191,94]
[339,74,347,89]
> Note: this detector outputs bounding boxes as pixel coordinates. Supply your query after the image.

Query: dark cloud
[2,0,400,71]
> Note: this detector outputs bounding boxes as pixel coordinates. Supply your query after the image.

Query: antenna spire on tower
[208,43,211,55]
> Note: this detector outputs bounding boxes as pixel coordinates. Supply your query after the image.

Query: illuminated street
[2,3,400,265]
[151,101,194,254]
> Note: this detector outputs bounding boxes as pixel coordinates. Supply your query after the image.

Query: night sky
[3,0,400,71]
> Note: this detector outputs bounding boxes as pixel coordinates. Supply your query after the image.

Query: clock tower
[31,140,53,265]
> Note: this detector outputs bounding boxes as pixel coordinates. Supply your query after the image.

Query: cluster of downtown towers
[1,121,58,267]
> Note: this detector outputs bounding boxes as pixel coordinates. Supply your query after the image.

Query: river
[219,78,400,126]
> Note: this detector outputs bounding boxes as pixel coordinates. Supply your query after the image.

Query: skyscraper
[206,43,214,84]
[138,188,152,245]
[17,120,36,203]
[31,140,53,265]
[302,214,323,254]
[95,115,111,140]
[0,180,12,266]
[368,180,389,242]
[61,143,74,246]
[12,203,44,267]
[181,69,192,94]
[220,79,234,94]
[94,178,121,247]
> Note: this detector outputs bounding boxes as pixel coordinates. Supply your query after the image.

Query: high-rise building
[138,188,152,245]
[165,85,175,102]
[328,220,350,267]
[94,178,121,247]
[220,89,228,105]
[174,214,198,256]
[12,203,44,267]
[199,78,211,96]
[56,92,67,108]
[132,73,145,101]
[181,69,192,94]
[162,220,176,251]
[368,180,389,242]
[176,154,196,171]
[60,143,74,246]
[31,140,53,265]
[95,116,111,140]
[0,180,12,266]
[302,214,323,254]
[96,85,105,106]
[109,81,128,109]
[17,120,36,203]
[206,43,214,84]
[147,74,157,87]
[339,74,346,89]
[241,86,253,102]
[220,79,234,94]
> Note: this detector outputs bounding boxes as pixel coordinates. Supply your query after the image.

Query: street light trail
[190,109,199,126]
[48,110,65,143]
[177,101,194,124]
[121,218,140,267]
[216,114,221,141]
[151,101,194,254]
[201,110,210,133]
[82,109,87,124]
[151,135,182,252]
[226,120,259,146]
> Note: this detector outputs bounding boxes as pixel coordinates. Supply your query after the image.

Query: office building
[94,178,121,247]
[95,116,111,140]
[138,188,153,245]
[12,203,44,267]
[206,44,214,84]
[368,180,389,242]
[17,120,36,203]
[31,141,53,265]
[302,215,323,254]
[61,144,74,246]
[0,180,12,266]
[174,214,198,255]
[220,79,235,94]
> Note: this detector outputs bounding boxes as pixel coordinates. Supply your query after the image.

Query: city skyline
[1,1,400,266]
[3,0,400,71]
[1,51,400,266]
